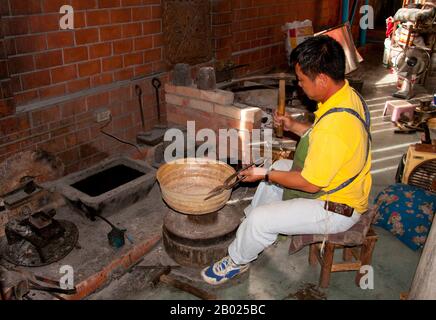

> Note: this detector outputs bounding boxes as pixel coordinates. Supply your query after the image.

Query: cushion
[374,184,435,251]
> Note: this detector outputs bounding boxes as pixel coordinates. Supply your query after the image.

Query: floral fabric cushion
[374,184,435,251]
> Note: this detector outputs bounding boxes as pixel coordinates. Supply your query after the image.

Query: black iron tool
[135,85,146,132]
[152,78,162,124]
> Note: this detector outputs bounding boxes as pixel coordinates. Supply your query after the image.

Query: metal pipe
[342,0,350,23]
[360,0,369,46]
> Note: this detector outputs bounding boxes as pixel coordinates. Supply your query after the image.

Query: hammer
[148,266,216,300]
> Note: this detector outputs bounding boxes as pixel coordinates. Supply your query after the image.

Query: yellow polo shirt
[301,80,372,213]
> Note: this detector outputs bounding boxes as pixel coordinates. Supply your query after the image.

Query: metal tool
[95,215,132,249]
[152,78,162,123]
[204,158,265,201]
[135,85,146,132]
[148,266,216,300]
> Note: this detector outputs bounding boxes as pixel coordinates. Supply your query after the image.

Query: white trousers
[228,160,361,265]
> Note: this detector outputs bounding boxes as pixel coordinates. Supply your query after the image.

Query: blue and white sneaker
[201,256,249,285]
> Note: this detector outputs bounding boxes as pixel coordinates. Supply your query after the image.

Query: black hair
[290,35,346,82]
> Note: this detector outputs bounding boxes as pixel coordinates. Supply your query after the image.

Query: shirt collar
[314,80,350,120]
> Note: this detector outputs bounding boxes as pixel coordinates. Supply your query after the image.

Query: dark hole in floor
[71,165,145,197]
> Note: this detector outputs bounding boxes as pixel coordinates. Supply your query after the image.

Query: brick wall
[3,0,163,107]
[0,0,341,176]
[213,0,341,77]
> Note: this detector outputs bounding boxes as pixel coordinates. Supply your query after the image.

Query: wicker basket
[156,158,236,215]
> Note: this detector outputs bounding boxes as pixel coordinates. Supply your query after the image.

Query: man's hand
[238,167,267,183]
[273,111,295,132]
[273,110,312,137]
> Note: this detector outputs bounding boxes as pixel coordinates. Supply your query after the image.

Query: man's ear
[317,73,329,87]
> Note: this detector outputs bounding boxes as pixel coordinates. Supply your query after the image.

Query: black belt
[324,201,354,217]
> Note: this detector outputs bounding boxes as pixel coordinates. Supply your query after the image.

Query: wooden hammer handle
[275,79,286,138]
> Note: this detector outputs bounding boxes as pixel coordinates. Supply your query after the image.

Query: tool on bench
[148,266,216,300]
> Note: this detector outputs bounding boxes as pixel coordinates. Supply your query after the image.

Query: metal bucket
[315,22,363,74]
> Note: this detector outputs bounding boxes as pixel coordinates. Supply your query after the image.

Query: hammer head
[148,266,171,288]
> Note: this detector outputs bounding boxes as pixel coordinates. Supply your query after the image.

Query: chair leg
[309,244,318,266]
[319,243,335,288]
[355,237,377,287]
[343,247,353,262]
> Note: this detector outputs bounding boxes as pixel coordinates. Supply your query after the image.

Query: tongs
[204,158,265,201]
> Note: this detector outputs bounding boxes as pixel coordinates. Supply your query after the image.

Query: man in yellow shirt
[202,35,371,285]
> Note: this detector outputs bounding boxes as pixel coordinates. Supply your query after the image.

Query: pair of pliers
[204,158,265,201]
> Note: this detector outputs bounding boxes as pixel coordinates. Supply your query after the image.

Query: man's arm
[274,111,312,137]
[241,167,322,193]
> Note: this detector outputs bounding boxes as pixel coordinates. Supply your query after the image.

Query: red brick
[153,34,163,47]
[152,60,167,73]
[58,147,80,166]
[132,7,151,21]
[86,92,110,109]
[113,39,133,54]
[60,98,87,118]
[47,31,75,49]
[51,65,78,83]
[35,50,63,69]
[71,0,98,10]
[74,11,87,28]
[89,43,112,59]
[67,78,91,93]
[78,60,101,77]
[15,91,39,106]
[42,0,68,13]
[79,143,99,159]
[8,55,35,74]
[100,25,122,41]
[151,6,162,19]
[114,68,133,81]
[123,52,143,66]
[75,28,99,45]
[134,63,153,77]
[91,73,114,86]
[143,48,161,62]
[21,70,51,90]
[110,8,132,23]
[134,36,152,51]
[10,0,41,15]
[3,17,29,36]
[86,10,111,26]
[15,35,47,54]
[29,14,59,33]
[38,136,66,154]
[102,56,123,71]
[98,0,121,8]
[64,46,89,63]
[31,106,61,127]
[143,20,161,34]
[122,23,142,37]
[39,84,66,99]
[122,0,143,6]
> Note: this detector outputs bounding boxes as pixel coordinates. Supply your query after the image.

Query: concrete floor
[89,44,428,300]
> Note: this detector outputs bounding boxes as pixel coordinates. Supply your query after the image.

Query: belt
[324,201,354,217]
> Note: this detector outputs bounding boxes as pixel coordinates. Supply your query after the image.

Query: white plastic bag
[282,20,314,65]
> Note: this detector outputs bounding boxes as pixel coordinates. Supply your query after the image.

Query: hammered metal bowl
[156,158,236,215]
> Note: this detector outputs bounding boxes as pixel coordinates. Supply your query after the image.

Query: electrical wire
[99,114,143,156]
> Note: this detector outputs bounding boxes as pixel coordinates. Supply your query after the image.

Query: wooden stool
[309,227,378,288]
